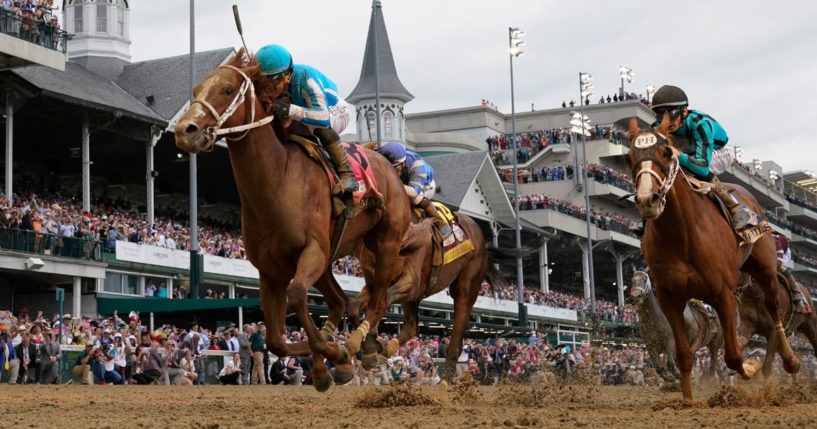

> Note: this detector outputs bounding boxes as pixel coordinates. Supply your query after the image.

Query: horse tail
[485,247,510,298]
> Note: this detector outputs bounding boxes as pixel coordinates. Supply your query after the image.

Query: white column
[167,278,174,300]
[81,110,91,212]
[73,276,82,317]
[229,283,236,299]
[5,92,13,204]
[539,239,549,293]
[149,312,154,332]
[616,256,625,306]
[238,306,244,328]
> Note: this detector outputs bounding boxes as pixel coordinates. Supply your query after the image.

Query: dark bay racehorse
[631,270,722,382]
[174,51,410,391]
[350,213,506,381]
[625,116,798,402]
[738,272,817,378]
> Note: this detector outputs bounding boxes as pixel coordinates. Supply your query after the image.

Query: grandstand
[0,0,814,353]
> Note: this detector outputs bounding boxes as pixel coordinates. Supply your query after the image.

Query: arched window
[366,111,377,141]
[383,112,393,139]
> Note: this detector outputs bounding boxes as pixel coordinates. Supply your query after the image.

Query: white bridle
[631,270,652,297]
[633,153,680,217]
[189,64,274,150]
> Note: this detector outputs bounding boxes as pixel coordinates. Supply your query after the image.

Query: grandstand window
[103,272,140,296]
[74,6,84,33]
[366,111,376,140]
[383,112,393,139]
[117,1,125,36]
[96,4,107,33]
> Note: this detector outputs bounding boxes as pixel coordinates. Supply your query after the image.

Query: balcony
[0,10,68,71]
[0,227,101,261]
[520,209,640,249]
[720,163,787,208]
[787,204,817,230]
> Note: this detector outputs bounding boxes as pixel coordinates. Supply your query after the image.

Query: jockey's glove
[272,95,291,119]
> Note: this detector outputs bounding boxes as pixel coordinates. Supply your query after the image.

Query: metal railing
[0,9,69,54]
[0,227,102,261]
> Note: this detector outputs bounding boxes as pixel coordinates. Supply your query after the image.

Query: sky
[119,0,817,172]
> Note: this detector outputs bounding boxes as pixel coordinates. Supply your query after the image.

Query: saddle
[683,175,772,245]
[688,298,720,337]
[413,202,474,266]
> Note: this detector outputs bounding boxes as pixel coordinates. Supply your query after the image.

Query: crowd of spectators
[559,92,649,109]
[479,283,638,325]
[488,125,628,166]
[498,163,634,194]
[1,0,61,50]
[0,193,247,260]
[786,193,817,213]
[765,210,817,242]
[514,194,636,236]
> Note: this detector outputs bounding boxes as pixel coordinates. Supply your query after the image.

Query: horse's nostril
[185,123,199,135]
[650,193,660,205]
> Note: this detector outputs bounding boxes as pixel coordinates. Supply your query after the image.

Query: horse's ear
[628,117,639,139]
[656,112,670,137]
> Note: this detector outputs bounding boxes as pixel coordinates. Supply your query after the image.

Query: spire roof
[346,1,413,105]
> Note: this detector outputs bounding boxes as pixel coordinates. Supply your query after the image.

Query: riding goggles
[653,107,684,120]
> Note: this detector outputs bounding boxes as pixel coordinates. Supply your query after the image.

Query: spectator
[132,340,164,385]
[249,324,266,385]
[219,353,241,385]
[178,348,198,385]
[71,343,95,385]
[38,328,60,384]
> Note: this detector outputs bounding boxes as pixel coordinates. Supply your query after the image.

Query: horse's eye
[225,87,234,95]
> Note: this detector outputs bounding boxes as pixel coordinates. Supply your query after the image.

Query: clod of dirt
[650,398,701,411]
[659,382,682,393]
[355,385,440,408]
[450,372,482,405]
[707,386,752,408]
[495,381,599,407]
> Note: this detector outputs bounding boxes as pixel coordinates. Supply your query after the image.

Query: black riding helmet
[651,85,688,119]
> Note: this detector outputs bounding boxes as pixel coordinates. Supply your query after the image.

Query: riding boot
[418,198,453,239]
[314,127,358,195]
[710,176,754,231]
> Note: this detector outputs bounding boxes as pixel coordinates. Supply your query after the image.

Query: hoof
[783,356,801,374]
[361,352,388,371]
[333,362,355,385]
[741,359,762,379]
[313,368,332,393]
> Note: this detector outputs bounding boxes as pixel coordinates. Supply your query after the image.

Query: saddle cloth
[287,135,384,217]
[684,175,773,245]
[422,202,474,266]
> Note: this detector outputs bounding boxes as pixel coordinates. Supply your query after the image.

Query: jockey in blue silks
[256,44,357,194]
[378,142,452,239]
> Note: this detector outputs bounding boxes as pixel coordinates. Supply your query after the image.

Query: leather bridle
[189,64,273,151]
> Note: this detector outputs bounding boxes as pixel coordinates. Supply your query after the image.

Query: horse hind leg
[745,256,800,374]
[712,291,762,380]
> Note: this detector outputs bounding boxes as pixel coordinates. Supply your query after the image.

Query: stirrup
[337,174,358,194]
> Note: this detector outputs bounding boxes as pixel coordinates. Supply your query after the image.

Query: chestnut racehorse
[174,52,410,392]
[351,213,507,381]
[738,272,817,379]
[625,116,798,402]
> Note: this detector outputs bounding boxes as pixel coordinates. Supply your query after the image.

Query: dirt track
[1,380,816,428]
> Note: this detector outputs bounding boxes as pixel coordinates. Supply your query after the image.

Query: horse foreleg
[347,241,400,355]
[315,273,355,385]
[761,329,778,380]
[658,295,696,402]
[712,292,761,380]
[444,270,482,383]
[286,242,342,392]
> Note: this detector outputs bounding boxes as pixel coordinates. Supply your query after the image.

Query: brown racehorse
[625,116,798,402]
[174,51,410,392]
[350,213,506,381]
[738,272,817,378]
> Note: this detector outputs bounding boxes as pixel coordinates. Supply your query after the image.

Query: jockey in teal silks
[630,85,754,235]
[377,142,452,239]
[256,44,357,194]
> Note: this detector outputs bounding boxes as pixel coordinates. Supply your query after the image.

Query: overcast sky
[121,0,816,172]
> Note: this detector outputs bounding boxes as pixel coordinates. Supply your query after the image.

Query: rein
[190,64,274,150]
